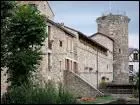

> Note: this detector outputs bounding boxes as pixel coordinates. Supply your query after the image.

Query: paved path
[111,94,139,104]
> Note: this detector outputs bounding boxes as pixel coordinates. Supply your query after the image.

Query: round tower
[96,13,130,84]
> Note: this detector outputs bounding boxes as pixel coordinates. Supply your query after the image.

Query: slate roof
[64,26,108,51]
[46,19,76,37]
[89,32,114,42]
[129,48,139,55]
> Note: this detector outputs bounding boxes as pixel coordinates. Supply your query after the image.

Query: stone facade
[1,1,130,96]
[129,49,139,73]
[96,14,130,84]
[33,21,78,87]
[128,48,139,83]
[77,37,113,88]
[1,68,8,97]
[28,18,113,89]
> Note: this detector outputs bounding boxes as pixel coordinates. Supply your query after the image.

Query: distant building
[128,48,139,83]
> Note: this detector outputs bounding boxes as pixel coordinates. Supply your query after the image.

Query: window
[84,67,88,70]
[65,59,69,71]
[59,41,63,47]
[66,37,73,52]
[107,64,108,70]
[89,67,93,71]
[59,61,62,72]
[129,76,133,83]
[70,60,72,71]
[73,62,78,73]
[70,39,73,51]
[134,53,138,60]
[48,26,52,49]
[101,76,106,81]
[29,4,37,10]
[66,37,69,51]
[48,53,51,71]
[119,49,121,53]
[129,65,133,73]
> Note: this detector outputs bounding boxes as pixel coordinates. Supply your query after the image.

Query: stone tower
[96,13,130,84]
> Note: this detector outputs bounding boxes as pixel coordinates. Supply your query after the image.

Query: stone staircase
[63,70,104,98]
[99,83,135,94]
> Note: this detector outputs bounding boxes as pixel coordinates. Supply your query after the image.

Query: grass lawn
[79,95,116,104]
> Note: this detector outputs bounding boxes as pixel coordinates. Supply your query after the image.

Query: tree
[6,4,47,86]
[1,1,15,68]
[135,72,139,90]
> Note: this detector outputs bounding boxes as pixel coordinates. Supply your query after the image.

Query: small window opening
[119,49,121,53]
[59,41,62,47]
[107,64,108,69]
[102,76,106,80]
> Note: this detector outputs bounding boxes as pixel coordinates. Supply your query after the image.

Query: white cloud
[129,34,139,49]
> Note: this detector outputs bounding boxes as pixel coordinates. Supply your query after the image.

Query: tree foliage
[8,5,47,51]
[1,1,15,68]
[7,50,42,86]
[6,4,47,86]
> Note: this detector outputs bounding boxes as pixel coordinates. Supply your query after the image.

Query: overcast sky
[49,1,139,49]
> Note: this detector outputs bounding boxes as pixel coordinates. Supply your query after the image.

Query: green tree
[1,1,15,68]
[135,72,139,90]
[7,4,47,86]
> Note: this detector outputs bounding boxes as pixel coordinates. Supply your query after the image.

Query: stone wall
[63,70,104,97]
[33,22,78,87]
[77,38,113,88]
[1,68,9,97]
[90,33,113,52]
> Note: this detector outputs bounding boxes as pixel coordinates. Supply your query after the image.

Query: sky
[49,1,139,49]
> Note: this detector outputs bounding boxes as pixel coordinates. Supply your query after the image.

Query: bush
[1,82,77,104]
[99,81,108,89]
[57,83,77,104]
[133,88,139,98]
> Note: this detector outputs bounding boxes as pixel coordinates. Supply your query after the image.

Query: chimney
[57,22,64,27]
[60,22,64,26]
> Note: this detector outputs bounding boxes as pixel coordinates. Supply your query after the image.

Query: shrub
[132,88,139,98]
[99,80,107,89]
[1,82,77,104]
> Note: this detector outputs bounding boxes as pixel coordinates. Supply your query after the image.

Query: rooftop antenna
[109,1,112,14]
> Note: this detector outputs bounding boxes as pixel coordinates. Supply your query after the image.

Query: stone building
[95,14,130,84]
[1,1,130,97]
[128,48,139,83]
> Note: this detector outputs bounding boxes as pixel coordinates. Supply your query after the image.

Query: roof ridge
[89,32,114,41]
[64,25,85,34]
[47,19,76,37]
[46,1,55,16]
